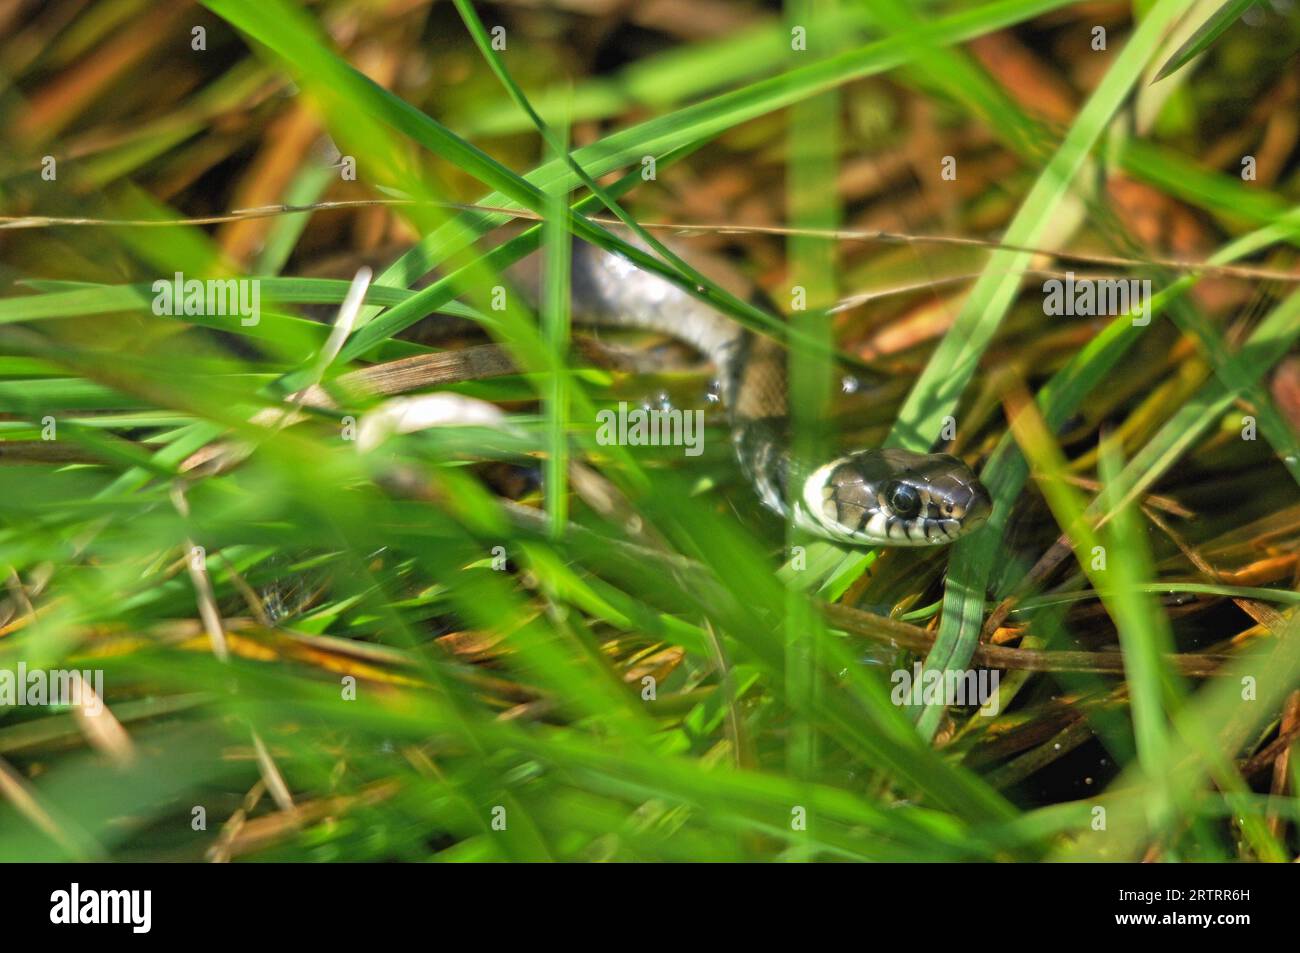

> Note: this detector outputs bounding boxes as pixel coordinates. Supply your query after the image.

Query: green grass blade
[1153,0,1262,82]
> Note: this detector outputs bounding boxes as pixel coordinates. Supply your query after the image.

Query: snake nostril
[966,484,993,525]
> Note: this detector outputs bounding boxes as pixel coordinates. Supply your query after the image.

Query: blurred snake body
[566,241,992,547]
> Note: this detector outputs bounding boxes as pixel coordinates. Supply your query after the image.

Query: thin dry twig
[3,200,1297,283]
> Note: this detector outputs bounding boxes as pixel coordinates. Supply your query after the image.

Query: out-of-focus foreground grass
[0,0,1299,861]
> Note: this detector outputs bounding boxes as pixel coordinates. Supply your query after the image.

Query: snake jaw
[797,450,991,547]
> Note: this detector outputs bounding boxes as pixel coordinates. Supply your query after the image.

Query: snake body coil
[567,240,992,547]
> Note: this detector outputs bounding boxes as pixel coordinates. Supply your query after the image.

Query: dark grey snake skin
[568,240,991,547]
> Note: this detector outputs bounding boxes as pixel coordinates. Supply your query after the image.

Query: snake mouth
[796,449,991,547]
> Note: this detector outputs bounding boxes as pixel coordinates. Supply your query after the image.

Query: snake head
[798,448,991,546]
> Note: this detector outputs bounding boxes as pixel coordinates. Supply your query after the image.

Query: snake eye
[885,481,920,518]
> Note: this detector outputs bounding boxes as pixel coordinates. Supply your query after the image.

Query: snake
[254,237,992,623]
[563,239,992,547]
